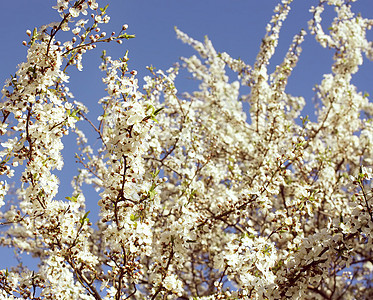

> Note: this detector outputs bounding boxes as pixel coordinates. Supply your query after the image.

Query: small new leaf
[130,214,139,222]
[99,4,109,13]
[151,169,160,178]
[118,34,136,40]
[66,194,79,202]
[80,211,90,225]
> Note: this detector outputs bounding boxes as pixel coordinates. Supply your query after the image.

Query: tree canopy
[1,0,373,299]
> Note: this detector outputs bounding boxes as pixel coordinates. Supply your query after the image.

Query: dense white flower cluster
[1,0,373,299]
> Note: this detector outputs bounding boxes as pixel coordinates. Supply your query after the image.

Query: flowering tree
[1,0,373,299]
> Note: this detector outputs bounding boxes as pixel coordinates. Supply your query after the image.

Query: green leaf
[80,211,90,225]
[30,27,37,45]
[130,214,139,222]
[302,115,309,126]
[151,116,158,123]
[147,65,156,72]
[67,108,80,121]
[66,194,79,202]
[100,4,109,13]
[100,50,107,60]
[149,189,156,199]
[151,169,160,178]
[146,104,155,113]
[118,34,136,39]
[188,189,197,203]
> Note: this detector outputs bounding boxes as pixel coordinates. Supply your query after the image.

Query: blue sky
[1,1,372,122]
[0,0,373,274]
